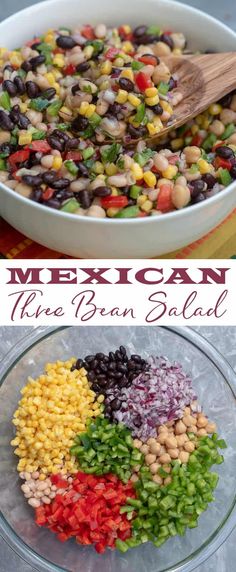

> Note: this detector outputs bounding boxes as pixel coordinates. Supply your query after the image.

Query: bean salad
[0,23,235,218]
[11,347,226,554]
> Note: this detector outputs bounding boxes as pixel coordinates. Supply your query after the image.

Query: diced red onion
[113,356,197,440]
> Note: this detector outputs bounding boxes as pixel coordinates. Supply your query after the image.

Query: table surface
[1,0,236,570]
[1,325,236,571]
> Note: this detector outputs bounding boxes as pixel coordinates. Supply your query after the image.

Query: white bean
[107,174,128,187]
[95,24,107,38]
[28,497,41,508]
[70,178,90,192]
[86,205,106,218]
[42,496,51,504]
[0,131,11,144]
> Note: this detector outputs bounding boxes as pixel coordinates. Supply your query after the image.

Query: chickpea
[184,441,195,453]
[179,451,189,464]
[153,474,163,485]
[176,434,188,446]
[175,420,186,434]
[157,432,168,445]
[133,439,142,449]
[171,184,191,209]
[183,146,201,163]
[196,415,208,428]
[220,108,236,125]
[168,448,179,459]
[159,453,171,464]
[197,428,207,437]
[170,32,186,50]
[164,476,172,485]
[140,444,149,455]
[133,464,141,473]
[227,133,236,144]
[150,462,160,474]
[188,425,198,434]
[157,425,168,433]
[145,453,157,465]
[162,465,171,474]
[130,474,139,483]
[152,62,171,84]
[154,41,171,56]
[184,407,191,415]
[166,421,175,428]
[87,205,106,218]
[209,119,225,137]
[150,442,161,455]
[15,182,32,198]
[165,435,178,449]
[206,422,217,434]
[146,437,157,447]
[183,415,197,427]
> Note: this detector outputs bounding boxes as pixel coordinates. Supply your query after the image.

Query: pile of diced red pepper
[35,472,136,553]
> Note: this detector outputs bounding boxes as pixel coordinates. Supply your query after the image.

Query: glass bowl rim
[0,325,236,572]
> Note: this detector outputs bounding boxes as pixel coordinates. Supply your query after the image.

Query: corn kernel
[143,170,156,187]
[162,165,178,179]
[0,48,7,56]
[120,68,134,81]
[122,41,133,53]
[116,89,128,104]
[9,51,23,67]
[160,100,173,114]
[100,60,112,75]
[170,138,184,151]
[111,187,119,196]
[131,162,144,180]
[84,45,94,59]
[59,106,72,116]
[147,122,162,136]
[127,93,141,107]
[191,124,199,135]
[114,57,124,68]
[105,163,118,176]
[84,104,96,118]
[145,87,158,97]
[52,156,63,170]
[137,194,148,206]
[123,25,131,34]
[197,158,213,174]
[94,161,104,174]
[44,72,56,86]
[18,131,32,146]
[79,101,90,115]
[173,48,182,55]
[145,95,160,106]
[141,199,153,212]
[209,103,222,116]
[53,54,65,68]
[52,69,63,80]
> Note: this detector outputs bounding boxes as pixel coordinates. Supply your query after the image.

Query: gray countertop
[0,326,236,571]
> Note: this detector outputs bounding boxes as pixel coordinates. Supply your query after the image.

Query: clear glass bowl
[0,326,235,572]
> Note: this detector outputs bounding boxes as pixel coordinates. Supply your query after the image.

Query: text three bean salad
[0,23,235,218]
[11,346,227,554]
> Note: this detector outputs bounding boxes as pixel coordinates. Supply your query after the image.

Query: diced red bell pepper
[135,71,152,91]
[81,25,95,40]
[43,187,55,201]
[101,196,129,209]
[53,47,64,54]
[57,532,68,542]
[29,140,51,153]
[138,55,158,66]
[157,184,174,212]
[9,149,30,168]
[191,133,204,146]
[104,47,120,61]
[50,474,68,488]
[213,156,232,170]
[64,63,76,75]
[26,37,41,47]
[65,150,82,161]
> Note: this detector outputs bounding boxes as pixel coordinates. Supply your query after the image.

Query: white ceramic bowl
[0,0,236,258]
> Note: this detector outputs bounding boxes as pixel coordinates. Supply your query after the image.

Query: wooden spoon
[105,52,236,146]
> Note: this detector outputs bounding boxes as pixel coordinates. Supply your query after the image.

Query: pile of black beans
[72,346,149,419]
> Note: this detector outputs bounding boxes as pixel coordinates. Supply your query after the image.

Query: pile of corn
[11,359,103,475]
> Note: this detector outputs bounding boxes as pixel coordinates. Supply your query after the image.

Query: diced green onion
[82,146,95,160]
[219,168,232,186]
[0,158,7,170]
[64,159,79,176]
[114,206,140,218]
[131,61,145,71]
[60,198,79,213]
[47,100,62,116]
[158,82,169,95]
[29,98,50,111]
[222,123,235,140]
[0,91,11,111]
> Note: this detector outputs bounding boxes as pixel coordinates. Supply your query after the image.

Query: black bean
[131,354,142,362]
[115,350,123,360]
[76,358,84,369]
[192,192,206,204]
[26,81,40,98]
[117,364,127,374]
[133,25,148,37]
[76,61,90,73]
[21,60,32,72]
[190,179,206,198]
[230,164,236,179]
[29,54,46,70]
[71,115,89,132]
[96,353,105,360]
[42,170,58,184]
[3,80,18,97]
[119,77,134,92]
[128,198,136,206]
[71,83,81,95]
[56,35,77,49]
[108,362,116,371]
[65,138,80,150]
[41,87,56,100]
[136,34,159,45]
[219,93,233,107]
[88,371,96,381]
[76,163,88,177]
[93,186,111,197]
[77,190,92,209]
[85,355,95,363]
[18,113,31,129]
[99,362,108,373]
[0,142,14,156]
[9,106,20,124]
[51,178,70,189]
[109,352,115,361]
[110,398,121,411]
[22,174,44,187]
[4,64,14,72]
[202,173,216,188]
[168,77,177,91]
[160,33,174,49]
[128,124,147,139]
[46,198,61,209]
[53,129,70,142]
[119,346,127,356]
[32,187,43,202]
[0,110,14,131]
[93,383,102,392]
[108,103,122,116]
[215,146,234,160]
[97,374,107,381]
[91,359,99,369]
[47,135,64,151]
